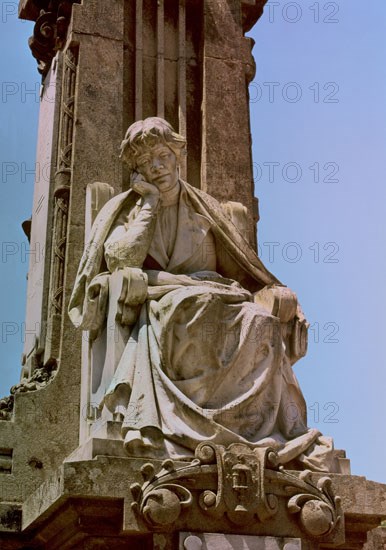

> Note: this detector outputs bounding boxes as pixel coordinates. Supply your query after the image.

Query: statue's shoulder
[84,188,137,249]
[181,180,222,211]
[105,188,135,209]
[95,188,136,222]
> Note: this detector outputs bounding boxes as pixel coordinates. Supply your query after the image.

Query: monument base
[0,451,385,549]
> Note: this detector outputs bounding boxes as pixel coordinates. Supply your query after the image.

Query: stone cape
[68,180,333,471]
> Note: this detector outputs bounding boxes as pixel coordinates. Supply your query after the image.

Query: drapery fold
[69,181,333,472]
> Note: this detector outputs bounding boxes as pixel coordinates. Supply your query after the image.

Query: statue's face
[135,143,178,192]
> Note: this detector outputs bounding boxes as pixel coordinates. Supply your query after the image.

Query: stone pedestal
[0,452,385,549]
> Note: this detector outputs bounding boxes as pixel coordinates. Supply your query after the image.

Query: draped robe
[69,180,333,471]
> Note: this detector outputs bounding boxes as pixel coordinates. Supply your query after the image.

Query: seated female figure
[69,117,333,472]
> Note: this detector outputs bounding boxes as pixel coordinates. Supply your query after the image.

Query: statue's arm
[104,195,159,271]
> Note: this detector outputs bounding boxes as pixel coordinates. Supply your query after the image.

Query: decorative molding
[45,46,78,363]
[195,442,279,525]
[131,442,344,544]
[27,1,80,75]
[51,47,77,314]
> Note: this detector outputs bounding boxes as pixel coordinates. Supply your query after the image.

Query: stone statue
[69,117,333,471]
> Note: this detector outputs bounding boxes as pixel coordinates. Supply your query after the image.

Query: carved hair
[119,117,186,169]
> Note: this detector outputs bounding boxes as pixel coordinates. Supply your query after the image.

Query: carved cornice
[20,0,267,74]
[19,0,42,22]
[20,1,79,75]
[241,0,269,32]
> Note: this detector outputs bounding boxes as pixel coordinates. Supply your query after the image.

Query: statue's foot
[113,412,124,422]
[124,428,167,459]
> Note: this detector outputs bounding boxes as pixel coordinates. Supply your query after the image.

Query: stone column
[201,0,261,247]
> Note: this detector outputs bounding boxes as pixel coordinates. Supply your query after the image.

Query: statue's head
[119,117,186,171]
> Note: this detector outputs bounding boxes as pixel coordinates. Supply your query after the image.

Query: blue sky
[0,1,385,483]
[249,1,386,483]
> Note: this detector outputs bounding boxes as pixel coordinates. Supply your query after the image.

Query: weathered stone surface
[0,0,128,510]
[201,0,258,245]
[18,0,40,20]
[22,57,60,375]
[179,533,302,549]
[23,1,80,74]
[363,526,386,550]
[242,0,268,32]
[5,455,385,548]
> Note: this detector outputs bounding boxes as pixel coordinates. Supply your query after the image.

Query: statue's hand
[253,285,298,323]
[110,267,148,326]
[130,171,160,200]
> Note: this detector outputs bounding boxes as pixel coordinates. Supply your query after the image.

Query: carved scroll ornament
[131,442,344,544]
[28,1,79,75]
